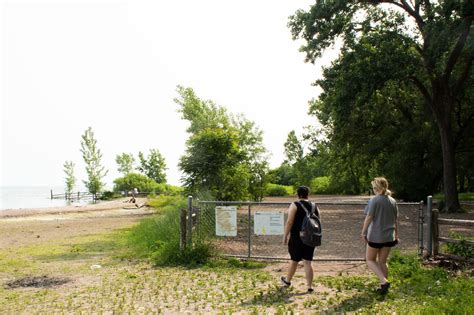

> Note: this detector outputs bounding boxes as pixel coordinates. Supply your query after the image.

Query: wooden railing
[432,209,474,256]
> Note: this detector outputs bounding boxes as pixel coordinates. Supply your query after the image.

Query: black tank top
[290,200,313,238]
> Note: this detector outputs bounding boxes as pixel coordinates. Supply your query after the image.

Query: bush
[99,191,116,200]
[113,173,160,193]
[127,195,214,266]
[265,183,293,196]
[310,176,332,194]
[114,173,184,196]
[445,233,474,258]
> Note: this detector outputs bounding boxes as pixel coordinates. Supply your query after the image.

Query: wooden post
[180,209,187,251]
[432,209,439,256]
[51,189,53,199]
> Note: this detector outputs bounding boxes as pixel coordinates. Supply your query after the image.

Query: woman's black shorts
[368,240,398,249]
[288,236,315,261]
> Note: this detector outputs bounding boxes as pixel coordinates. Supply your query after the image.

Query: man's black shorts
[288,237,315,261]
[368,240,398,249]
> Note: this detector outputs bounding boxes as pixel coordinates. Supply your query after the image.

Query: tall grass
[126,195,215,266]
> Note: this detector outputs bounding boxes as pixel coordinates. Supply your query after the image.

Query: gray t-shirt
[364,195,398,243]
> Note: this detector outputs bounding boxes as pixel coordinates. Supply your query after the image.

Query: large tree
[80,127,108,197]
[175,86,268,201]
[137,149,167,183]
[115,152,135,175]
[289,0,473,211]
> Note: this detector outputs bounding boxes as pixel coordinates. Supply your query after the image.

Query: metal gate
[185,197,424,261]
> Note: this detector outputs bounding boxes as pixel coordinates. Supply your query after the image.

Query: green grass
[1,216,472,313]
[434,192,474,201]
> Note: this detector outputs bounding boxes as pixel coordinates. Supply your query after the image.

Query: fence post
[187,196,193,248]
[427,195,433,257]
[432,209,439,256]
[248,204,252,258]
[51,190,53,199]
[418,201,424,256]
[180,209,187,251]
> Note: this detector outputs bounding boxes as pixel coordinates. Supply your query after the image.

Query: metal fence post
[248,204,252,258]
[418,201,424,256]
[187,196,193,248]
[427,195,433,257]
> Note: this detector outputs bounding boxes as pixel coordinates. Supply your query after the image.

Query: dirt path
[0,198,154,248]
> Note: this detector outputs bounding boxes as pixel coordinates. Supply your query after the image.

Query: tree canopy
[289,0,473,210]
[175,86,269,201]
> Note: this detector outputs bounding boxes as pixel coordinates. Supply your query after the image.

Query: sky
[1,0,336,189]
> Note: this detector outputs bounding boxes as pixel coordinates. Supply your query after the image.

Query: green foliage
[113,173,159,193]
[310,176,334,194]
[63,160,76,195]
[267,164,295,186]
[127,196,214,267]
[316,252,474,313]
[176,86,268,201]
[99,191,116,200]
[289,1,473,208]
[264,183,293,197]
[137,149,167,183]
[445,233,474,258]
[115,152,135,175]
[80,127,108,195]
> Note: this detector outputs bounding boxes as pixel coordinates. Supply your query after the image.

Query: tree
[115,152,135,175]
[175,86,269,201]
[63,160,76,196]
[137,149,167,184]
[80,127,108,197]
[289,1,473,211]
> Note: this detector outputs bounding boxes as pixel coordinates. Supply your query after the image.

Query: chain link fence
[186,197,423,261]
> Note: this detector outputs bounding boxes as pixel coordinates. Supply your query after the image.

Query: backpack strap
[298,201,320,218]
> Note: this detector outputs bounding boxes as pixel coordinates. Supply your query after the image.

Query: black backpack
[298,201,322,247]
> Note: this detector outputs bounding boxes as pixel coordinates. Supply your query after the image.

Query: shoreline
[0,197,150,218]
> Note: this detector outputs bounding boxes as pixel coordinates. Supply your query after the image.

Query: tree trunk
[433,90,461,212]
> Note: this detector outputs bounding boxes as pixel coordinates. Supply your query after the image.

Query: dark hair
[297,186,309,199]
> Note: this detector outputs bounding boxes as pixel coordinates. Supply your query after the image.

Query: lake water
[0,186,91,210]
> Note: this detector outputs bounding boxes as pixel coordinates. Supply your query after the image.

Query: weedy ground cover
[0,196,472,313]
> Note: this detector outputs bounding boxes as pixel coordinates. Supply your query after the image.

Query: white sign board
[215,206,237,236]
[254,212,284,235]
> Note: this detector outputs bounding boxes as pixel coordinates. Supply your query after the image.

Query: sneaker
[376,282,390,295]
[280,276,291,286]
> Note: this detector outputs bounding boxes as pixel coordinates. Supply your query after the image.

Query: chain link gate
[183,197,424,262]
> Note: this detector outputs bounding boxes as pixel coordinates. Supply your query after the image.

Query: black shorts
[288,236,315,261]
[368,240,398,249]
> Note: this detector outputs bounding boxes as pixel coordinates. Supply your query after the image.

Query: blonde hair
[372,177,392,196]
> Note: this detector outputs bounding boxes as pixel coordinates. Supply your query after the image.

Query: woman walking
[361,177,399,295]
[281,186,317,293]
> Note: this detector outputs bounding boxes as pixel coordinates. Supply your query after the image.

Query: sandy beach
[0,198,156,249]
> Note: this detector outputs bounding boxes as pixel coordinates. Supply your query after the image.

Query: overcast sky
[1,0,335,189]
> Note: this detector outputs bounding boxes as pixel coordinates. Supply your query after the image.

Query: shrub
[99,191,116,200]
[445,232,474,258]
[113,173,184,196]
[310,176,332,194]
[113,173,160,193]
[127,195,214,266]
[265,183,293,196]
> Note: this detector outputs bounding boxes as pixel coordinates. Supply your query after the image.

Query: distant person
[281,185,318,293]
[361,177,399,295]
[128,188,138,204]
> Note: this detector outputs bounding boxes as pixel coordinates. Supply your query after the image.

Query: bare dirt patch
[5,276,71,289]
